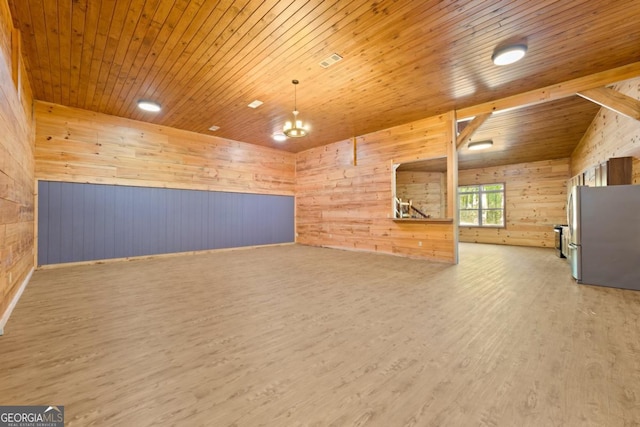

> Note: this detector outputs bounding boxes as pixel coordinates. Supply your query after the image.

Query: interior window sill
[459,225,506,229]
[392,218,454,223]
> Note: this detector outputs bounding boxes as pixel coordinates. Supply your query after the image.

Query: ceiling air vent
[319,53,343,68]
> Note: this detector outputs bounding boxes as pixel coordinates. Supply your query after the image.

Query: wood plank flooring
[1,244,639,426]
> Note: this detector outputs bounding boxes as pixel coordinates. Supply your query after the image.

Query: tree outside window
[458,183,505,227]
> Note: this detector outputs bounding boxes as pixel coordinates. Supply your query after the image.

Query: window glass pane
[482,183,504,191]
[482,192,504,209]
[459,193,479,209]
[483,210,504,226]
[458,186,479,193]
[459,194,480,209]
[460,210,479,226]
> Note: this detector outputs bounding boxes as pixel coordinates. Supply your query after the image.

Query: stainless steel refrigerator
[567,185,640,291]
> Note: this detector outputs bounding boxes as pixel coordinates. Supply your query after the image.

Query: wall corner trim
[0,268,34,336]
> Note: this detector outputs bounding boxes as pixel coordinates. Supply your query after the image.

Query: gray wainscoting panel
[38,181,295,265]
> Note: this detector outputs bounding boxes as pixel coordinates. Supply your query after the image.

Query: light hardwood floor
[1,244,639,426]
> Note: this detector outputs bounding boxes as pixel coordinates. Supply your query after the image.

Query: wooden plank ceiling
[9,0,640,165]
[458,96,602,170]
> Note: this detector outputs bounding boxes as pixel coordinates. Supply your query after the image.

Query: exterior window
[458,183,505,227]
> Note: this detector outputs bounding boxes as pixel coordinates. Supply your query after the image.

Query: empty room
[1,1,640,426]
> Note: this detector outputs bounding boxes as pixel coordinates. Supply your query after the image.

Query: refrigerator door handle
[566,192,571,228]
[566,189,574,242]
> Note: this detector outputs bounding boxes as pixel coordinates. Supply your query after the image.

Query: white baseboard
[0,268,34,336]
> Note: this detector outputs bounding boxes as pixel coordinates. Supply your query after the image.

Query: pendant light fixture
[283,80,309,138]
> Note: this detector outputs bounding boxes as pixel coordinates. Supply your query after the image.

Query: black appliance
[553,224,567,258]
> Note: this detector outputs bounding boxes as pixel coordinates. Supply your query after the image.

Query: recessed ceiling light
[492,44,527,66]
[468,140,493,150]
[208,125,220,131]
[272,132,287,142]
[248,100,263,109]
[137,100,161,112]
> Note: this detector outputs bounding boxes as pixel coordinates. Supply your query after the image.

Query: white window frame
[458,183,506,228]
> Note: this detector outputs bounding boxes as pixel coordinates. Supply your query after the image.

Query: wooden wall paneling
[296,113,456,263]
[458,159,570,248]
[34,101,296,196]
[571,77,640,178]
[6,0,40,97]
[446,110,458,263]
[0,0,34,331]
[396,171,445,218]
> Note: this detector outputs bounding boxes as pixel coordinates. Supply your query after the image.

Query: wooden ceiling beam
[577,86,640,121]
[457,62,640,120]
[456,113,491,150]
